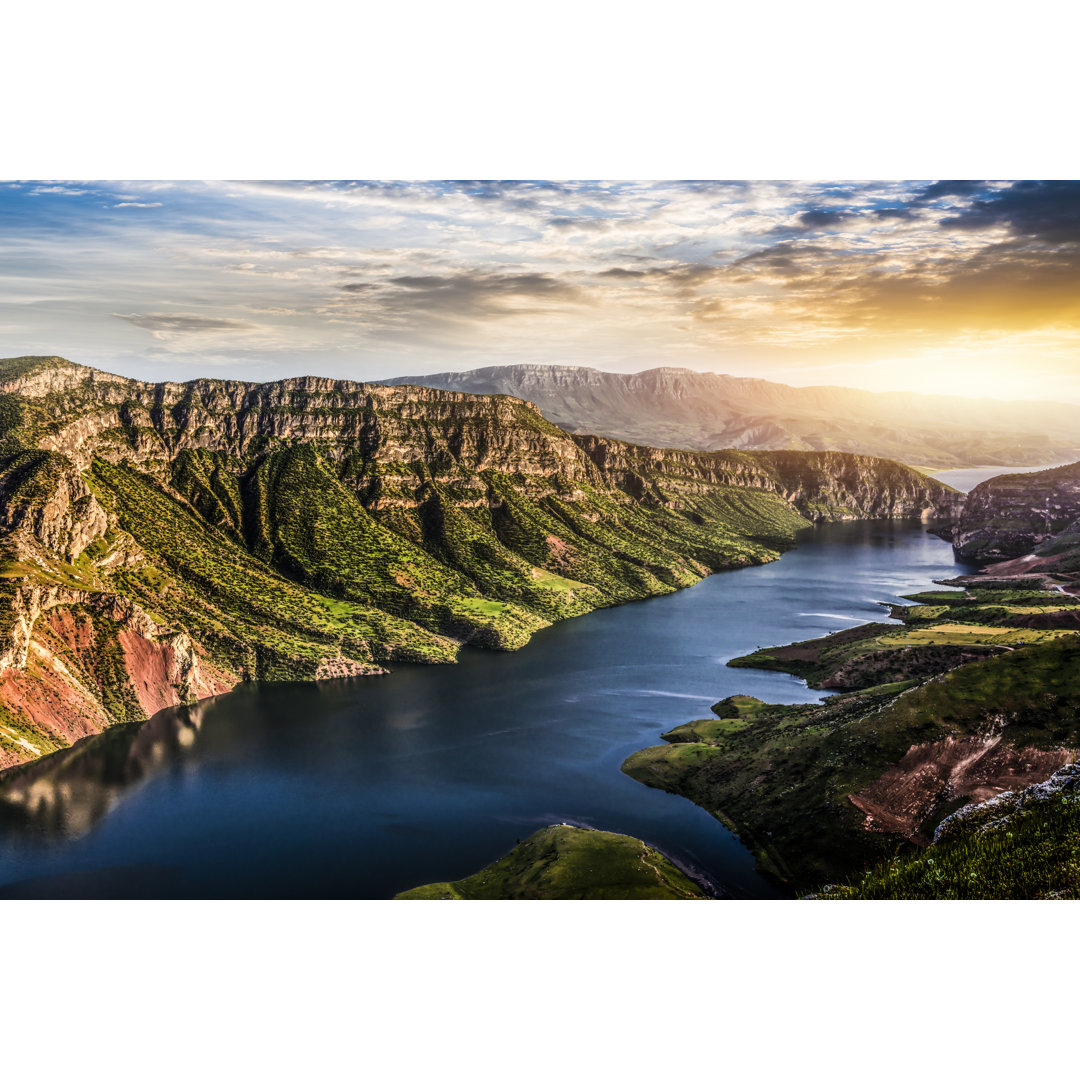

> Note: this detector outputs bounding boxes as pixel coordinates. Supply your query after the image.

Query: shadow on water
[0,520,976,899]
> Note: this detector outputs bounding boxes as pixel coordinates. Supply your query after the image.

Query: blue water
[0,520,976,899]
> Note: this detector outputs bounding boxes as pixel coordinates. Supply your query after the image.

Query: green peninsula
[624,579,1080,892]
[394,825,709,900]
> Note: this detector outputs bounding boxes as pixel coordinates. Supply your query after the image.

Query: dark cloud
[871,206,916,220]
[913,179,989,203]
[548,216,612,232]
[730,244,832,279]
[599,267,647,278]
[797,209,857,229]
[939,180,1080,243]
[383,272,574,298]
[339,282,375,293]
[113,312,256,334]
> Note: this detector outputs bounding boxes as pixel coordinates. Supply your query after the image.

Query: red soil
[1,607,237,770]
[850,735,1073,841]
[117,629,183,717]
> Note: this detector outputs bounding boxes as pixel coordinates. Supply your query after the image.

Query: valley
[0,354,956,771]
[0,518,970,899]
[1,353,1078,900]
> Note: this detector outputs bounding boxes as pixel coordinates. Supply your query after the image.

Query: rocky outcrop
[0,454,108,560]
[849,734,1074,841]
[952,461,1080,562]
[933,762,1080,842]
[0,598,236,769]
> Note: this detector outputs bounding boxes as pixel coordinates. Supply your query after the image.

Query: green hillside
[395,825,709,900]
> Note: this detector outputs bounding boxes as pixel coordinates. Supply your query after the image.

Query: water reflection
[0,703,206,841]
[0,521,975,899]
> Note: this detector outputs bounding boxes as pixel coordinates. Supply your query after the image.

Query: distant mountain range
[383,364,1080,468]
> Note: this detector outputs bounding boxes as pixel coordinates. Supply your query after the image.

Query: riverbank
[621,571,1080,893]
[0,520,971,899]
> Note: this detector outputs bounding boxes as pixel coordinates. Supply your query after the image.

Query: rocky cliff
[951,461,1080,562]
[0,355,960,769]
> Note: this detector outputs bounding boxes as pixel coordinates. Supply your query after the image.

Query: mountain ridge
[0,355,960,770]
[383,363,1080,467]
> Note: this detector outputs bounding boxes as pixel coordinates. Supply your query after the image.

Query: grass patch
[395,825,709,900]
[816,791,1080,899]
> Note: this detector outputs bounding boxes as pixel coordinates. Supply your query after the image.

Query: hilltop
[394,825,709,900]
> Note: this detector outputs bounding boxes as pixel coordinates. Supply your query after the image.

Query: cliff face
[952,461,1080,562]
[575,439,960,521]
[0,355,960,769]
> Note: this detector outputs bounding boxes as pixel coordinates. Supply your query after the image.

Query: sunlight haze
[2,179,1078,402]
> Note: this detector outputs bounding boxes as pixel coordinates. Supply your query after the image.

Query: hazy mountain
[384,364,1080,468]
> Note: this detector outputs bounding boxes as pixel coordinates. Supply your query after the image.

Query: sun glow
[786,330,1080,404]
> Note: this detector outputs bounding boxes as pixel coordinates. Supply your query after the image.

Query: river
[932,461,1076,493]
[0,519,979,899]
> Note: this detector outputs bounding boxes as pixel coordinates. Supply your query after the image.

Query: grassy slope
[394,825,708,899]
[728,586,1080,689]
[817,791,1080,900]
[623,634,1080,892]
[88,459,459,676]
[99,436,814,665]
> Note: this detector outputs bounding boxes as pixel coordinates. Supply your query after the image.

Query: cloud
[548,216,613,232]
[113,312,258,336]
[28,184,88,196]
[797,209,857,229]
[328,270,585,343]
[110,201,163,209]
[346,271,578,311]
[912,179,990,202]
[939,180,1080,243]
[870,206,916,221]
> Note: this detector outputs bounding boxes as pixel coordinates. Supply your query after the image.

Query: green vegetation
[90,458,461,676]
[394,825,709,899]
[728,581,1080,690]
[624,634,1080,892]
[0,353,961,772]
[817,786,1080,900]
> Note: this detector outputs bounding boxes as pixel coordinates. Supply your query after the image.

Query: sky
[2,179,1079,401]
